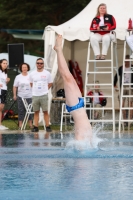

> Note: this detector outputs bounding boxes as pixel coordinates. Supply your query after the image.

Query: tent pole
[71,41,75,61]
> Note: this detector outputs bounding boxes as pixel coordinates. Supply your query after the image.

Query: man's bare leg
[54,35,81,106]
[34,111,39,127]
[43,111,50,127]
[28,120,33,128]
[54,35,92,142]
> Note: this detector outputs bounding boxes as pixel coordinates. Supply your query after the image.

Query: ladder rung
[85,107,113,110]
[88,60,112,62]
[121,96,133,97]
[88,87,114,89]
[120,120,133,122]
[89,119,114,122]
[120,107,133,109]
[87,72,111,74]
[85,95,112,98]
[122,83,133,86]
[123,71,133,73]
[86,83,112,86]
[95,67,113,69]
[124,59,133,61]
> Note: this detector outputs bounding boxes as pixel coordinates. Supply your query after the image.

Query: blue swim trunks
[66,97,84,113]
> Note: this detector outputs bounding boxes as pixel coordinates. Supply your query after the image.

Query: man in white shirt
[29,58,53,132]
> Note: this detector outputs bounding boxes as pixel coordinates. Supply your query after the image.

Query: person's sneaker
[0,125,9,130]
[130,54,133,59]
[31,126,39,132]
[46,126,52,132]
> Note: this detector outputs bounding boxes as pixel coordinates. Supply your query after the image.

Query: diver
[54,35,92,143]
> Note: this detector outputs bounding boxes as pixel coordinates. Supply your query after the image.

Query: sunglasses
[37,62,44,65]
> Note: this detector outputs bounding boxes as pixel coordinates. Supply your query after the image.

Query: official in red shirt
[90,3,116,60]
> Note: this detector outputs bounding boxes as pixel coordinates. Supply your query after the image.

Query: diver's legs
[54,35,81,106]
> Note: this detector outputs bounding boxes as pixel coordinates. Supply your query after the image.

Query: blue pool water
[0,131,133,200]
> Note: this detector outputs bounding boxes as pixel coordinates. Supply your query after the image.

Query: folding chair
[60,103,74,132]
[21,98,46,131]
[21,98,34,130]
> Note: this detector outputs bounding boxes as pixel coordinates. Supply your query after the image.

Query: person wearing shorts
[0,59,10,130]
[29,58,53,132]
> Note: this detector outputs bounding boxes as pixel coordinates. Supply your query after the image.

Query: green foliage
[0,0,91,28]
[0,0,91,55]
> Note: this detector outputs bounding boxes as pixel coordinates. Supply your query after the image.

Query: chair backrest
[22,98,33,112]
[22,98,28,110]
[62,103,69,113]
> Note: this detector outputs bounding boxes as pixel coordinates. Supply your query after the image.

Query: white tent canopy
[43,0,133,109]
[43,0,133,78]
[43,0,133,41]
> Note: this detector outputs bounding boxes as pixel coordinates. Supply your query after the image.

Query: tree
[0,0,91,55]
[0,0,91,28]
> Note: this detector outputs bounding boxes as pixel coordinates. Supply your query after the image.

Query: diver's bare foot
[54,35,62,52]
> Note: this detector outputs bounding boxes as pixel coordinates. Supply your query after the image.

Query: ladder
[84,34,119,134]
[118,38,133,133]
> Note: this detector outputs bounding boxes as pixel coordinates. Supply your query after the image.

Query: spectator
[13,63,33,130]
[114,55,133,124]
[0,59,10,130]
[90,3,116,60]
[87,80,107,119]
[29,58,53,132]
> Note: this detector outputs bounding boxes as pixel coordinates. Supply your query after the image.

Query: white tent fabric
[43,0,133,41]
[43,0,133,78]
[43,0,133,111]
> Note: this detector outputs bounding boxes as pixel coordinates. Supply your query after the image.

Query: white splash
[66,123,104,151]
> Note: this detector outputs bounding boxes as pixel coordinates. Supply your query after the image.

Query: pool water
[0,131,133,200]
